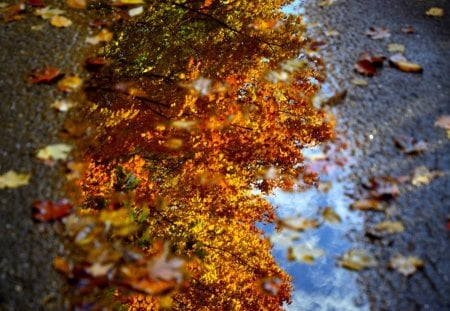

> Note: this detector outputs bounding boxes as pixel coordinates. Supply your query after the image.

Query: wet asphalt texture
[0,0,449,310]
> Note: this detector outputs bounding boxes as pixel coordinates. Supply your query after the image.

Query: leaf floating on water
[32,198,73,222]
[366,176,400,199]
[36,143,73,161]
[365,26,391,40]
[35,6,65,19]
[350,78,368,86]
[354,53,385,76]
[50,15,72,28]
[389,254,423,276]
[338,249,377,271]
[67,0,87,9]
[0,170,31,189]
[2,2,26,22]
[351,199,385,212]
[57,75,82,92]
[389,53,423,73]
[86,29,113,44]
[401,26,414,34]
[435,115,450,130]
[276,216,320,232]
[27,66,62,84]
[292,243,325,264]
[425,7,444,17]
[387,43,405,53]
[393,135,427,154]
[322,207,341,224]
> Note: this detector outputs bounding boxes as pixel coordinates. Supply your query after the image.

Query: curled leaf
[389,53,422,73]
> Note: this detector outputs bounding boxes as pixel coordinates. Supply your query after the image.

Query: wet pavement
[1,0,449,310]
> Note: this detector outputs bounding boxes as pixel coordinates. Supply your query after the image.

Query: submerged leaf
[0,170,31,189]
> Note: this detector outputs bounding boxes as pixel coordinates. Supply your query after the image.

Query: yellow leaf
[36,144,72,161]
[322,207,341,224]
[389,254,423,276]
[57,75,82,92]
[0,170,31,189]
[350,78,368,86]
[387,43,405,53]
[425,7,444,17]
[35,7,65,19]
[51,99,74,112]
[50,15,72,28]
[86,29,113,45]
[67,0,86,9]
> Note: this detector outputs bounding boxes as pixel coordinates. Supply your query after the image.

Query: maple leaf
[36,143,73,161]
[27,66,62,84]
[389,53,423,73]
[32,198,73,222]
[0,170,31,189]
[389,254,423,276]
[365,26,391,40]
[338,249,377,271]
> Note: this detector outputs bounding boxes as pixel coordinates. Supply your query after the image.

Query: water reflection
[263,145,368,310]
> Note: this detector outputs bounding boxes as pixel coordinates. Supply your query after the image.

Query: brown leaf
[365,26,391,40]
[389,254,423,276]
[84,56,109,70]
[2,3,26,22]
[67,0,86,9]
[401,27,414,34]
[276,216,320,232]
[32,198,73,222]
[354,53,385,76]
[351,199,385,212]
[366,176,400,199]
[322,207,341,224]
[393,136,427,154]
[366,220,404,238]
[389,53,423,73]
[27,66,62,84]
[53,256,71,276]
[411,166,444,186]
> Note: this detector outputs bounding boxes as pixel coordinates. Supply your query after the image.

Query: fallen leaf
[32,198,73,222]
[350,78,368,86]
[27,66,62,84]
[389,254,423,276]
[401,26,414,34]
[387,43,405,53]
[318,0,337,8]
[51,99,75,112]
[112,0,145,5]
[338,249,377,270]
[128,6,144,17]
[0,170,31,189]
[27,0,45,7]
[425,7,444,17]
[53,256,71,276]
[325,29,339,37]
[351,199,385,212]
[291,243,325,264]
[366,220,404,238]
[85,262,114,277]
[366,176,400,199]
[389,53,423,73]
[35,6,65,19]
[50,15,72,28]
[435,115,450,130]
[322,207,341,223]
[354,53,385,76]
[84,56,109,70]
[67,0,86,9]
[36,143,73,161]
[393,135,427,154]
[86,29,113,44]
[411,166,444,186]
[276,216,320,232]
[366,26,391,40]
[2,3,26,22]
[57,75,82,92]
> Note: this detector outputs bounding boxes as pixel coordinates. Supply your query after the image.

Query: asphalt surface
[300,0,450,309]
[0,0,449,310]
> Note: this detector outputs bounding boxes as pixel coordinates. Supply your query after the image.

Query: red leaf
[32,198,73,222]
[354,53,385,76]
[27,66,62,84]
[27,0,45,7]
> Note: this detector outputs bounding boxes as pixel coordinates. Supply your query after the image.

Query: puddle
[261,142,368,310]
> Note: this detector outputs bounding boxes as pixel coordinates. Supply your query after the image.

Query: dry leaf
[2,2,26,22]
[389,53,423,73]
[86,29,113,44]
[425,7,444,17]
[350,78,368,86]
[0,170,31,189]
[411,166,443,186]
[366,220,404,238]
[27,66,62,84]
[322,207,341,223]
[57,75,82,92]
[36,144,73,161]
[35,6,65,19]
[351,199,385,212]
[389,254,423,276]
[32,198,73,222]
[393,135,427,154]
[435,115,450,130]
[366,26,391,40]
[387,43,405,53]
[401,26,414,34]
[354,53,385,76]
[338,249,377,270]
[67,0,86,9]
[366,176,400,198]
[50,15,72,28]
[53,256,71,276]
